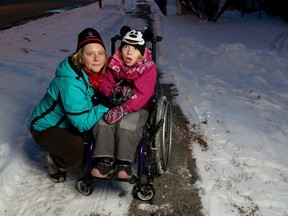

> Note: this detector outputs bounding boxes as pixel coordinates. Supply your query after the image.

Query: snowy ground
[0,0,288,215]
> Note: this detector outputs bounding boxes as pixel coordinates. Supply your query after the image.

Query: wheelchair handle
[111,35,122,54]
[151,36,163,44]
[151,36,162,63]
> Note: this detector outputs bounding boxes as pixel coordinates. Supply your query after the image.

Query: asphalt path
[0,0,99,30]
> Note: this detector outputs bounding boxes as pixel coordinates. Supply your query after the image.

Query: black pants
[30,127,85,170]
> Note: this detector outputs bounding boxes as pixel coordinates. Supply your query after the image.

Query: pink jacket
[100,48,157,113]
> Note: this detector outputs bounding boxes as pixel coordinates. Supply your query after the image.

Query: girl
[91,26,157,180]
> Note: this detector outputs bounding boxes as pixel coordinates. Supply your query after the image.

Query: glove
[91,91,114,108]
[111,81,123,95]
[121,86,134,98]
[101,97,115,108]
[110,86,134,106]
[91,90,102,106]
[104,106,127,125]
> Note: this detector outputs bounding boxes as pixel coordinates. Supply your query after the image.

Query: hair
[70,46,108,73]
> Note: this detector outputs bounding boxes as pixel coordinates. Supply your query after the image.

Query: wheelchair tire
[154,96,172,174]
[77,177,94,196]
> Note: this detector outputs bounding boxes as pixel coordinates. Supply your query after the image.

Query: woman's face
[81,43,106,73]
[121,45,142,66]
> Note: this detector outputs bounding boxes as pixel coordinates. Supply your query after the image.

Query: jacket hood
[55,57,80,78]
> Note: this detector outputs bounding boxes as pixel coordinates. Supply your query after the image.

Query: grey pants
[92,109,149,162]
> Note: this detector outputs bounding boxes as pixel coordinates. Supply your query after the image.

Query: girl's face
[121,45,142,66]
[81,43,106,73]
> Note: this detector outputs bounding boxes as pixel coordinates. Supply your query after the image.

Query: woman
[28,28,109,183]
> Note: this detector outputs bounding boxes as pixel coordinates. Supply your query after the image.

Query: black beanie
[76,28,105,52]
[120,30,146,56]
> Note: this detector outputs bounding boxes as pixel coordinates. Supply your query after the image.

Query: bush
[183,0,234,21]
[263,0,288,22]
[183,0,288,22]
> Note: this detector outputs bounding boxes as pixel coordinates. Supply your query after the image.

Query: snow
[0,0,288,215]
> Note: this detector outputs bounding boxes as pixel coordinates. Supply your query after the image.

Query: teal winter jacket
[28,57,109,132]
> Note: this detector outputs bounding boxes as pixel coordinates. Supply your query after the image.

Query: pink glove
[104,106,128,125]
[111,84,122,95]
[121,86,134,98]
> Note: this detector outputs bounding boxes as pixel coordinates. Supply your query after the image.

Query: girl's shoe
[116,163,132,180]
[47,154,66,183]
[91,157,115,179]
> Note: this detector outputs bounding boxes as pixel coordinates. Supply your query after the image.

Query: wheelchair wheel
[77,177,94,196]
[134,184,155,201]
[154,96,172,174]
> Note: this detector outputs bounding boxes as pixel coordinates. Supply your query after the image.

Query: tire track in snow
[271,31,288,54]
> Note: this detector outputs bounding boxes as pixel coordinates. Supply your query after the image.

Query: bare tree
[180,0,234,21]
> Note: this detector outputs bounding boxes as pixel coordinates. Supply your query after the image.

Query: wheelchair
[76,30,173,201]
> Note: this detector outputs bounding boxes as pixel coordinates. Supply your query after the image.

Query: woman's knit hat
[76,28,105,52]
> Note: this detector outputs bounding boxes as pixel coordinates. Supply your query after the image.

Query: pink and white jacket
[100,47,157,113]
